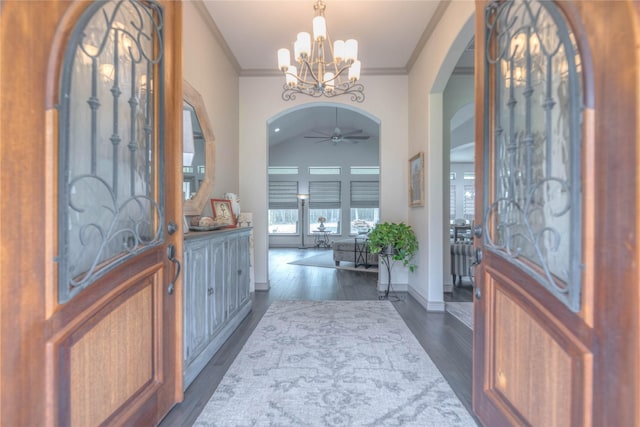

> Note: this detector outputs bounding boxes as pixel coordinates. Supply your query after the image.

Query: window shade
[350,181,379,208]
[309,181,341,209]
[269,181,298,209]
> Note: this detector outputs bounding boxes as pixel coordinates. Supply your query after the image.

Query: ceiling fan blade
[304,136,332,139]
[342,129,364,137]
[346,135,370,140]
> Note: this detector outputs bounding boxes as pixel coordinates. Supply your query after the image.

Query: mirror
[183,80,215,216]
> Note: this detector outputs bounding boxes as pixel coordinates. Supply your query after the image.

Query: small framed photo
[408,152,425,207]
[210,198,237,228]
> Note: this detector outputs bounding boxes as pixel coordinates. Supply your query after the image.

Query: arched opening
[265,103,381,278]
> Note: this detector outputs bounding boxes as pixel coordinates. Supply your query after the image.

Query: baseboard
[255,281,270,291]
[427,301,446,312]
[408,286,429,310]
[378,282,408,293]
[407,287,445,312]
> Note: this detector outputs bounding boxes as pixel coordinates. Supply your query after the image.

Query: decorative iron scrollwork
[484,0,583,311]
[58,0,165,303]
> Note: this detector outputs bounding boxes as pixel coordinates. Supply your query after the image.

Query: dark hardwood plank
[159,248,478,426]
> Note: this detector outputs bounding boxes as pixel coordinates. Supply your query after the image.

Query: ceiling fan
[304,108,370,145]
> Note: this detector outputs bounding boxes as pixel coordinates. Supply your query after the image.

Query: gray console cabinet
[183,227,252,389]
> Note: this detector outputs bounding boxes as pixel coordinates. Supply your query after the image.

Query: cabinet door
[225,237,239,316]
[183,240,209,364]
[208,240,225,337]
[237,234,251,306]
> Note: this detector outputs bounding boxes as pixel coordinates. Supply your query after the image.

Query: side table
[354,236,374,268]
[313,229,332,248]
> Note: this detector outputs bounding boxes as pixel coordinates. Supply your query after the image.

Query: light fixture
[297,194,309,249]
[277,0,365,103]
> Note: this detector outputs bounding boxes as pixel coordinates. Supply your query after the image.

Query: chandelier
[277,0,365,103]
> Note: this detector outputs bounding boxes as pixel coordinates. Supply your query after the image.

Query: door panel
[473,1,639,426]
[0,1,183,425]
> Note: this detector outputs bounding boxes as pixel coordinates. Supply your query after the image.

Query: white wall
[183,2,239,216]
[407,1,475,311]
[239,75,409,290]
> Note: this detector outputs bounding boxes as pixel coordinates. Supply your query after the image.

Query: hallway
[160,248,476,426]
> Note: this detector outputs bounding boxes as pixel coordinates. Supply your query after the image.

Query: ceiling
[200,0,474,158]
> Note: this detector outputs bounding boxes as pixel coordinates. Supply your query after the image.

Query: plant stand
[378,248,395,300]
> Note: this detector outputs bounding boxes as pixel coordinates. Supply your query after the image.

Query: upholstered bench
[451,242,475,285]
[333,238,379,268]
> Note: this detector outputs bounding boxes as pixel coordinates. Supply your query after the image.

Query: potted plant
[368,222,419,298]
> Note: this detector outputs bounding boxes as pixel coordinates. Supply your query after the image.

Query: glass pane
[59,0,164,303]
[309,209,340,234]
[309,167,341,175]
[350,208,379,234]
[268,209,298,234]
[485,0,582,311]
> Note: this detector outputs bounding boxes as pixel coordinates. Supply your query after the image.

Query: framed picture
[408,152,425,207]
[210,198,237,228]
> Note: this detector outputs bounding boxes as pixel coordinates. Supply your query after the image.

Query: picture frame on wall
[409,152,425,207]
[210,198,237,228]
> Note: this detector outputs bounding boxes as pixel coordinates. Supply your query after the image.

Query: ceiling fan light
[286,65,298,87]
[333,40,344,63]
[344,39,358,63]
[278,48,290,71]
[349,60,361,81]
[313,16,326,41]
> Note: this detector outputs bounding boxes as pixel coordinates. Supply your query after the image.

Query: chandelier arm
[300,59,322,88]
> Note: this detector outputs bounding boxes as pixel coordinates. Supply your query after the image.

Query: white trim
[408,286,428,310]
[427,301,446,312]
[255,281,270,291]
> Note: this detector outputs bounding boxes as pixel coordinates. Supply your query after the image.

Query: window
[309,181,341,233]
[268,181,298,234]
[350,166,380,175]
[450,183,456,220]
[268,166,299,175]
[463,184,475,222]
[350,181,379,234]
[309,167,341,175]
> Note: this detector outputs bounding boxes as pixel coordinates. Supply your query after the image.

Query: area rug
[288,251,378,273]
[446,302,473,330]
[193,300,476,426]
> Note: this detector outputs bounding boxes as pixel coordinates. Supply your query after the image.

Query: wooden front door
[473,1,639,425]
[0,1,183,425]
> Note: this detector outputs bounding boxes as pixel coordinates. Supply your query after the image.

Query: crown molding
[192,0,241,75]
[239,67,409,78]
[406,0,451,73]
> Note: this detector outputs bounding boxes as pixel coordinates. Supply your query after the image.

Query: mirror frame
[183,79,215,216]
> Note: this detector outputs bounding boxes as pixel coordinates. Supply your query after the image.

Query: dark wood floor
[159,248,478,426]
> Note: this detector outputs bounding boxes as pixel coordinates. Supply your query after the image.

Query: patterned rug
[193,300,476,426]
[445,302,473,330]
